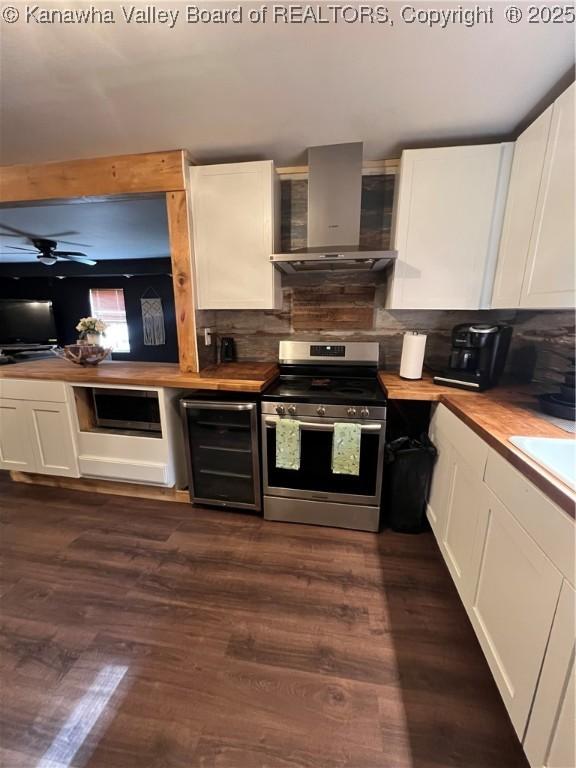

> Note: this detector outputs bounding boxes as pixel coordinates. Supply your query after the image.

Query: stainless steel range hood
[271,142,397,274]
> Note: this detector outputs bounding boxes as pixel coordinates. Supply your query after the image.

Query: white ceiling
[1,1,573,166]
[0,198,170,262]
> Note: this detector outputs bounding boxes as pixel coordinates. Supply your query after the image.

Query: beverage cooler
[180,398,261,511]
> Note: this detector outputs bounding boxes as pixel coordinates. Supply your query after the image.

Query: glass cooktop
[262,375,387,405]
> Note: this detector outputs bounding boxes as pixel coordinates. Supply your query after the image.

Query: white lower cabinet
[426,424,452,538]
[0,399,36,472]
[524,580,575,768]
[442,453,489,607]
[428,404,575,764]
[28,401,79,477]
[71,385,185,488]
[0,396,79,477]
[470,490,563,737]
[427,405,490,607]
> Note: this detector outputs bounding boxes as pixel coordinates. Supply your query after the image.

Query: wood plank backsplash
[200,176,574,385]
[206,280,574,385]
[292,285,375,331]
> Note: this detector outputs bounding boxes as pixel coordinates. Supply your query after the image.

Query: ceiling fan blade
[0,223,34,237]
[4,245,37,252]
[54,239,93,248]
[0,225,91,248]
[55,252,97,266]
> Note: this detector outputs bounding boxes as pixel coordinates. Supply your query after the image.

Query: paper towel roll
[399,332,427,380]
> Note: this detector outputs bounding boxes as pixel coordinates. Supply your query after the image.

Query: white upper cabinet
[491,106,553,307]
[190,161,281,310]
[492,82,575,309]
[387,143,513,310]
[520,83,575,308]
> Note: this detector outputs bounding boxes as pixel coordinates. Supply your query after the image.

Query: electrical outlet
[204,327,212,346]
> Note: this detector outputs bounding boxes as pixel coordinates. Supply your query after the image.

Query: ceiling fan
[0,224,96,266]
[3,238,97,267]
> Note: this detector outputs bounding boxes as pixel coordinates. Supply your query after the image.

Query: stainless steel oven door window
[262,415,385,505]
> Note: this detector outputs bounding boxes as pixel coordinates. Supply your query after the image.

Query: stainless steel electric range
[261,341,387,532]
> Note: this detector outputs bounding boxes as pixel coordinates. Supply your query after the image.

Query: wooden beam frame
[0,150,189,203]
[0,150,198,372]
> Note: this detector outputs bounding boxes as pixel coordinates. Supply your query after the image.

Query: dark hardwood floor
[0,472,528,768]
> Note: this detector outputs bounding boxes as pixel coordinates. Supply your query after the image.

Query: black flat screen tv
[0,299,58,345]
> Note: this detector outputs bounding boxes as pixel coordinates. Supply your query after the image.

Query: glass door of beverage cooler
[181,400,261,511]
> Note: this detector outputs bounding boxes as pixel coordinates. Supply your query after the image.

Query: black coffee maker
[434,323,512,391]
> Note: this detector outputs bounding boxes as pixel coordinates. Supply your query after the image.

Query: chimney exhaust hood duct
[271,142,397,274]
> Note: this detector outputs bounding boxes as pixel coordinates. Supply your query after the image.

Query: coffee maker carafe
[434,323,512,391]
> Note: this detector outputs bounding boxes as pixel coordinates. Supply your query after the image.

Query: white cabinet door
[546,668,575,768]
[388,143,513,309]
[520,82,575,308]
[28,401,79,477]
[471,491,563,738]
[426,424,453,539]
[491,105,553,308]
[0,399,36,472]
[524,580,575,768]
[190,161,281,310]
[441,450,490,607]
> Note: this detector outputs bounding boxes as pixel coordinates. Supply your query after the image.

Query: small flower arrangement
[76,317,107,344]
[76,317,107,335]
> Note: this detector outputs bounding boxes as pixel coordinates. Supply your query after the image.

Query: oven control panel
[263,401,387,422]
[310,345,345,357]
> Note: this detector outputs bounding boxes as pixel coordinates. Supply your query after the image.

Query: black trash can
[383,434,438,533]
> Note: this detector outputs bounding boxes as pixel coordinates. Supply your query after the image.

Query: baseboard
[8,471,190,504]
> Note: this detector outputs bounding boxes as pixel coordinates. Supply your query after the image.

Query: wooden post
[166,190,198,372]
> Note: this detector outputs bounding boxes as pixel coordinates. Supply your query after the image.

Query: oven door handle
[264,417,381,433]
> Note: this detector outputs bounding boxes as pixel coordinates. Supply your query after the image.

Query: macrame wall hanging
[140,287,166,346]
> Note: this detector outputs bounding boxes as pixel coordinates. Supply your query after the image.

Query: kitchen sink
[509,437,576,491]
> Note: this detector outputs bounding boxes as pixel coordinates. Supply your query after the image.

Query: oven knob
[287,405,297,416]
[360,407,370,418]
[347,407,357,418]
[316,406,326,417]
[275,405,286,416]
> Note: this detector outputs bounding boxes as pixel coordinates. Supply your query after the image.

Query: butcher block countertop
[378,371,543,401]
[380,372,574,517]
[0,358,279,393]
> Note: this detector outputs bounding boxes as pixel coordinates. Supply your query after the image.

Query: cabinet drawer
[0,379,67,403]
[485,449,575,583]
[78,456,168,485]
[433,404,488,478]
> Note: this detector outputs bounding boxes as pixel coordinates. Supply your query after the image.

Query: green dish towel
[332,422,361,475]
[275,418,301,470]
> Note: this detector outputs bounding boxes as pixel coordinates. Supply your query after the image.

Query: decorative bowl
[53,344,112,366]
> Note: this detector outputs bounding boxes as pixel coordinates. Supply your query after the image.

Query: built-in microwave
[92,388,161,432]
